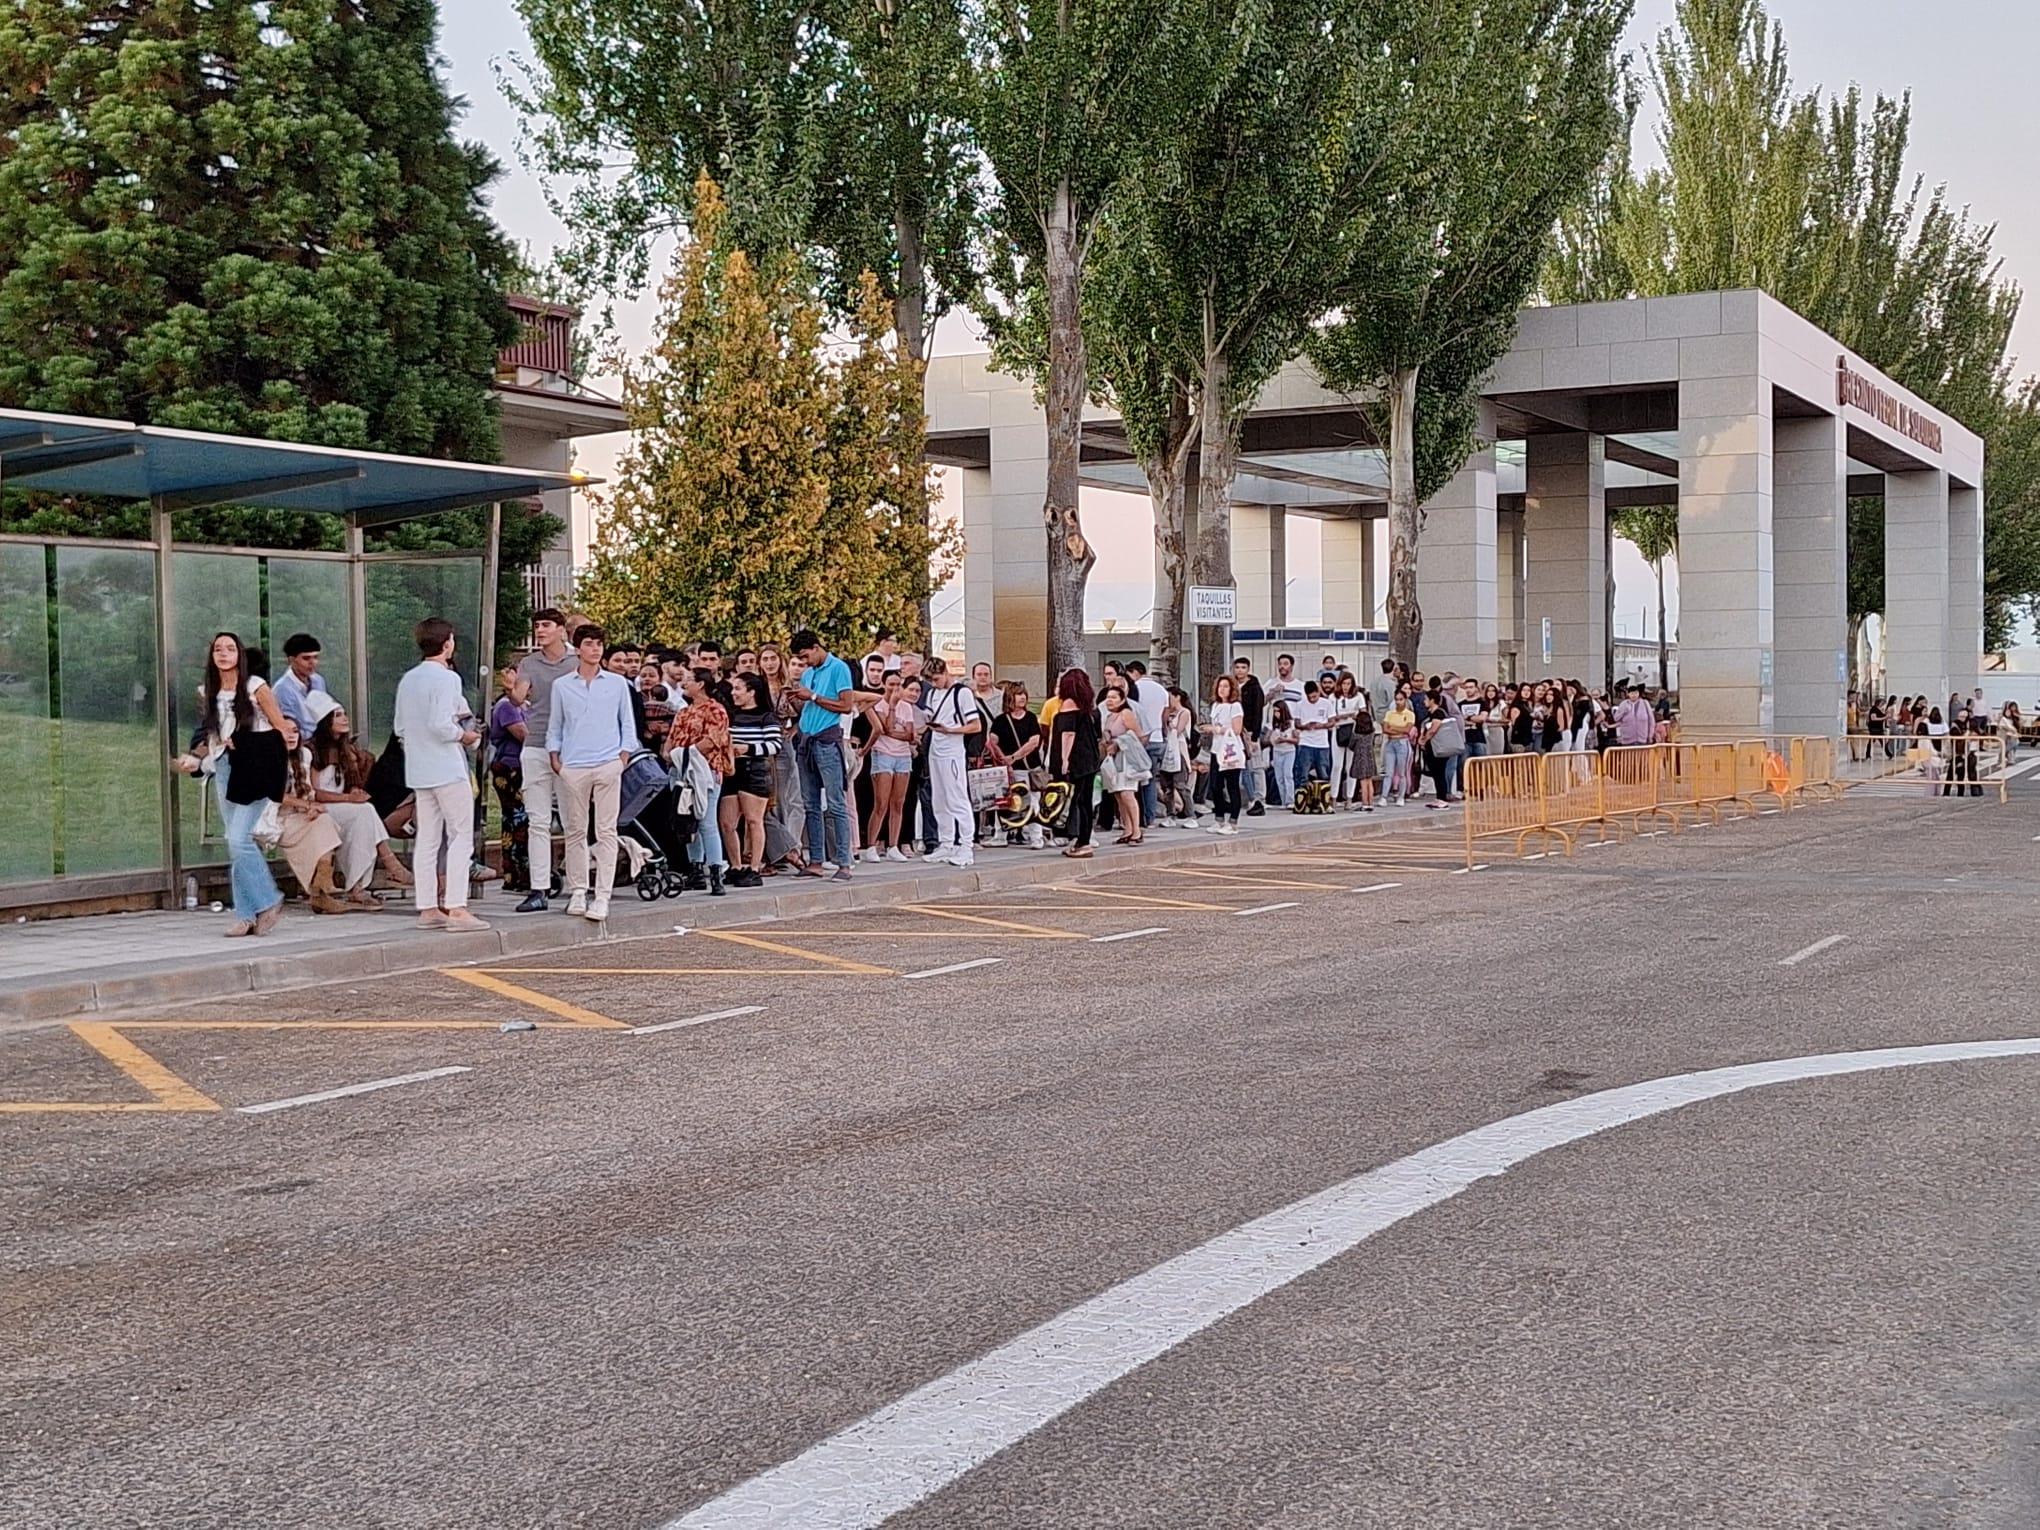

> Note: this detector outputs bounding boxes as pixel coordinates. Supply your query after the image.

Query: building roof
[0,405,594,527]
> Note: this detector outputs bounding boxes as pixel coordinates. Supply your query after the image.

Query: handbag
[251,800,283,848]
[669,746,701,818]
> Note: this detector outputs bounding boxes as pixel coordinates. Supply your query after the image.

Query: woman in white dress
[302,691,406,904]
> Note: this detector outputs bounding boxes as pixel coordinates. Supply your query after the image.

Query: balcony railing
[523,563,580,615]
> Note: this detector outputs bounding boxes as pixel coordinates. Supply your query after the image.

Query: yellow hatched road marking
[899,905,1084,938]
[714,930,1066,940]
[485,966,875,976]
[688,929,896,974]
[1149,867,1350,891]
[110,1019,567,1031]
[1053,885,1231,912]
[443,968,626,1029]
[0,1024,222,1115]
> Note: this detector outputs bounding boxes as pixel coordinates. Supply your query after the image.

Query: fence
[1460,734,1928,868]
[1833,733,2008,802]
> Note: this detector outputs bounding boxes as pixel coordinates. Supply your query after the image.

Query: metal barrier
[1600,744,1679,835]
[1833,733,2008,803]
[1540,750,1607,840]
[1790,736,1840,804]
[1463,753,1566,866]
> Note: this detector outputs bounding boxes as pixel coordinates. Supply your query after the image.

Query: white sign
[1190,586,1236,626]
[1540,616,1553,667]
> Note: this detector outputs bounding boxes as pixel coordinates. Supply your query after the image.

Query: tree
[507,0,978,362]
[0,0,552,656]
[1544,0,2040,655]
[574,177,956,651]
[1612,501,1676,688]
[1311,0,1630,668]
[970,0,1168,680]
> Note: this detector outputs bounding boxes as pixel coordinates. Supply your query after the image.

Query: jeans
[1431,750,1462,799]
[689,775,726,870]
[1243,741,1266,805]
[1384,736,1414,797]
[1297,744,1332,786]
[1271,744,1296,805]
[1141,741,1164,824]
[800,732,852,867]
[214,759,282,921]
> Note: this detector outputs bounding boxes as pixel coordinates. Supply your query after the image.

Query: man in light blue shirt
[787,628,857,878]
[272,633,329,732]
[545,622,637,920]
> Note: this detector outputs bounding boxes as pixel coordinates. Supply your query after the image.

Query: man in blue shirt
[272,633,329,732]
[545,622,637,921]
[787,628,857,879]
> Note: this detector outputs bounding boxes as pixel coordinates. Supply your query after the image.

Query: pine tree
[0,0,546,648]
[576,177,956,651]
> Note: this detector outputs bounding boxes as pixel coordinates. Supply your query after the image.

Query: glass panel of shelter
[55,545,164,879]
[0,544,57,884]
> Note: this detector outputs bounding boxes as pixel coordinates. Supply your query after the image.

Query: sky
[438,0,2039,634]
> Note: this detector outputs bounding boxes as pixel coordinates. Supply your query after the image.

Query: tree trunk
[1846,612,1866,694]
[1654,556,1669,691]
[1191,342,1241,699]
[1383,365,1423,666]
[893,203,928,363]
[1144,378,1199,688]
[1042,179,1095,683]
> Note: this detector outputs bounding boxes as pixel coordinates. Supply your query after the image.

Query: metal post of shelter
[479,500,502,692]
[152,496,181,902]
[345,513,369,726]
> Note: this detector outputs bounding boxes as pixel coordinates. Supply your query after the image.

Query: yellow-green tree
[578,177,956,649]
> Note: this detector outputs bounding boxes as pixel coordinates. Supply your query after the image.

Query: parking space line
[1350,882,1402,894]
[488,966,875,977]
[444,968,626,1029]
[902,906,1085,938]
[904,958,1002,980]
[629,1006,765,1036]
[690,930,897,975]
[238,1066,471,1116]
[1155,867,1353,891]
[1089,927,1166,944]
[1232,901,1300,917]
[1779,933,1848,967]
[112,1019,541,1031]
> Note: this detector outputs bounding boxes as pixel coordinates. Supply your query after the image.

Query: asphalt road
[5,780,2040,1529]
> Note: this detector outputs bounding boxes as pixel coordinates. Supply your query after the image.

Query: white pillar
[1948,483,1984,697]
[987,407,1050,694]
[1676,372,1774,738]
[1360,516,1379,629]
[1523,433,1608,681]
[1417,431,1497,676]
[1231,504,1284,629]
[1497,512,1523,673]
[1772,414,1848,738]
[954,465,996,666]
[1321,517,1365,628]
[1883,466,1950,704]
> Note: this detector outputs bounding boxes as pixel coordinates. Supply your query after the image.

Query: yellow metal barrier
[1790,736,1840,803]
[1540,750,1607,841]
[1463,752,1566,867]
[1600,744,1678,834]
[1834,733,2008,802]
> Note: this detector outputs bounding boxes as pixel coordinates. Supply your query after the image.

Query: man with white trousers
[921,658,981,866]
[546,622,637,921]
[513,608,576,911]
[393,616,487,932]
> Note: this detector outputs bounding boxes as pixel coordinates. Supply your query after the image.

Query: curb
[1,810,1459,1027]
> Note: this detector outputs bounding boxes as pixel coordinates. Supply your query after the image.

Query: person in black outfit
[1048,667,1101,857]
[1231,656,1267,816]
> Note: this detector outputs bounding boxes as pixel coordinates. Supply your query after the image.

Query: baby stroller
[619,748,690,900]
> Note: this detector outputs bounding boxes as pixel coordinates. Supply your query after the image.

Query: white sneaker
[949,854,975,868]
[565,891,588,916]
[584,897,609,922]
[885,846,910,863]
[862,846,883,864]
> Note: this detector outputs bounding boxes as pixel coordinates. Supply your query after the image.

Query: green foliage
[574,177,957,652]
[506,0,979,358]
[1311,0,1632,663]
[1546,0,2040,644]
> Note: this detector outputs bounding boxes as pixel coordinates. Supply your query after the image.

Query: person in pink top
[860,670,924,862]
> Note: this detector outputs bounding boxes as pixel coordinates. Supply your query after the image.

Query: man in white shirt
[862,631,902,677]
[921,658,982,866]
[513,608,577,911]
[393,616,487,933]
[1267,653,1306,714]
[546,622,637,921]
[1295,681,1336,788]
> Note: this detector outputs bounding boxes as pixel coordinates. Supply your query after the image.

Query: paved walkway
[0,798,1466,1025]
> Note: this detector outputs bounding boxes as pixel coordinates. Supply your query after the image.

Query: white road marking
[1349,882,1402,894]
[1089,927,1166,944]
[1993,756,2040,782]
[1759,808,1781,815]
[237,1067,471,1116]
[659,1037,2040,1530]
[630,1006,765,1036]
[1231,901,1300,917]
[1778,933,1849,967]
[1450,865,1490,875]
[1582,838,1611,850]
[903,958,1003,981]
[1523,852,1547,861]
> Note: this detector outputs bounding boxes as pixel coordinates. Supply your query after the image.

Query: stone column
[987,409,1050,694]
[1321,517,1366,628]
[1882,466,1950,703]
[1360,515,1379,629]
[1416,430,1498,676]
[1523,433,1608,682]
[1948,483,1984,697]
[1772,413,1848,737]
[1231,504,1285,629]
[953,465,997,667]
[1676,370,1774,738]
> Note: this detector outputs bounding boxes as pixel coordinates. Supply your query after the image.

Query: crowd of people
[198,611,2032,938]
[1848,688,2028,795]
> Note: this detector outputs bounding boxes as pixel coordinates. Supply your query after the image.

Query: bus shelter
[0,406,588,914]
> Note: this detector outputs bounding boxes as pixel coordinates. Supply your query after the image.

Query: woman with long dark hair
[306,694,412,897]
[1202,674,1247,834]
[173,631,290,935]
[1048,667,1101,858]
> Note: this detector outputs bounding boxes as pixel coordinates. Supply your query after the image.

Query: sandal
[1123,836,1144,846]
[223,921,255,938]
[1062,846,1094,859]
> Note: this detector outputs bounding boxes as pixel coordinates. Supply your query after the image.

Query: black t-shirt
[1050,708,1101,778]
[992,711,1041,762]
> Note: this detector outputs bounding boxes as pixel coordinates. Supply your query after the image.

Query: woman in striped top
[722,670,782,888]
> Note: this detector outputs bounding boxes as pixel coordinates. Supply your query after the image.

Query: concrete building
[925,290,1983,739]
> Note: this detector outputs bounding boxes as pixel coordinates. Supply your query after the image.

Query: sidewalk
[0,798,1466,1026]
